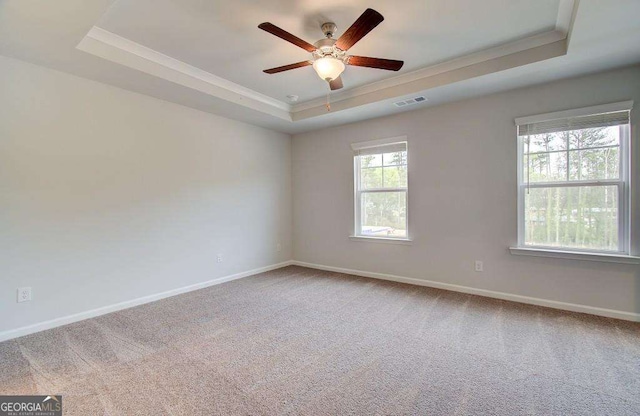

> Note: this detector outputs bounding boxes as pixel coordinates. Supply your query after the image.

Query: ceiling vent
[393,96,427,107]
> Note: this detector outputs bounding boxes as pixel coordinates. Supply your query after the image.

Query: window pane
[361,191,407,238]
[524,132,567,153]
[382,166,407,188]
[524,152,567,183]
[524,186,619,251]
[360,154,382,168]
[568,126,619,150]
[382,151,407,166]
[569,148,619,181]
[361,167,382,189]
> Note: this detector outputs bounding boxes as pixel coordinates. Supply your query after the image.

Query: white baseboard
[0,261,294,343]
[3,259,636,343]
[291,261,640,322]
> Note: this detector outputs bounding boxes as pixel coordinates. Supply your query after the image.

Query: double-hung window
[515,101,633,255]
[352,138,408,240]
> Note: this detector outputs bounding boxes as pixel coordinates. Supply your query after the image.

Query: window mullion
[526,180,622,189]
[565,132,570,182]
[361,188,407,193]
[525,144,620,155]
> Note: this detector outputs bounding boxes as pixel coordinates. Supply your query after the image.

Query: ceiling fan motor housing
[321,22,337,38]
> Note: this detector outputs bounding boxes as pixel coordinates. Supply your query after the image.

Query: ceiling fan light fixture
[259,9,403,92]
[312,57,345,82]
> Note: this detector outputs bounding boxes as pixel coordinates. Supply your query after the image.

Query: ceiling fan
[258,8,404,91]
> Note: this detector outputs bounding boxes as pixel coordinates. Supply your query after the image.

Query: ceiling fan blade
[347,56,404,71]
[263,61,312,74]
[329,76,344,90]
[258,22,317,52]
[335,8,384,51]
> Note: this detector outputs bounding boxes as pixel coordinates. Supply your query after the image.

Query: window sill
[509,247,640,264]
[349,236,413,245]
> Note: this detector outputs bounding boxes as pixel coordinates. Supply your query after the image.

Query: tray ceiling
[2,0,640,133]
[95,0,561,103]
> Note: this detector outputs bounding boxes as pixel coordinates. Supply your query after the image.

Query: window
[516,101,632,254]
[352,138,408,240]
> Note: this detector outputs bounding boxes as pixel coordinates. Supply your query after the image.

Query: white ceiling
[1,0,640,134]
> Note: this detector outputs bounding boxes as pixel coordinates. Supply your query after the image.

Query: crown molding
[291,31,567,114]
[76,0,579,123]
[292,39,568,121]
[77,26,292,121]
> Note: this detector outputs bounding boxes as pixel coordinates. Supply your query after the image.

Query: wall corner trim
[0,261,294,343]
[291,260,640,322]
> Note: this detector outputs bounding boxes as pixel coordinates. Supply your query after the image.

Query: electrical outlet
[216,254,223,263]
[17,287,32,303]
[276,243,282,252]
[475,261,484,272]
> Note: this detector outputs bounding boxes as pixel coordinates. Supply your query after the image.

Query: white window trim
[514,101,634,126]
[514,101,634,260]
[349,236,413,245]
[351,136,410,242]
[509,247,640,264]
[350,136,408,151]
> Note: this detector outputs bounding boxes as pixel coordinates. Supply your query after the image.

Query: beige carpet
[1,266,639,415]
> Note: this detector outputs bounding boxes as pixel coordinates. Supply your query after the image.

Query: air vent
[393,96,427,107]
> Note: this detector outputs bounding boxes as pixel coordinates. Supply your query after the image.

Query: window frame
[352,137,410,242]
[515,102,633,255]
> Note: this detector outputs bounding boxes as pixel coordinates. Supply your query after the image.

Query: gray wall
[1,54,638,336]
[292,65,640,314]
[0,55,292,333]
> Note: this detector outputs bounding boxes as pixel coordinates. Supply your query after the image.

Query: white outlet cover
[17,287,32,302]
[474,261,484,272]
